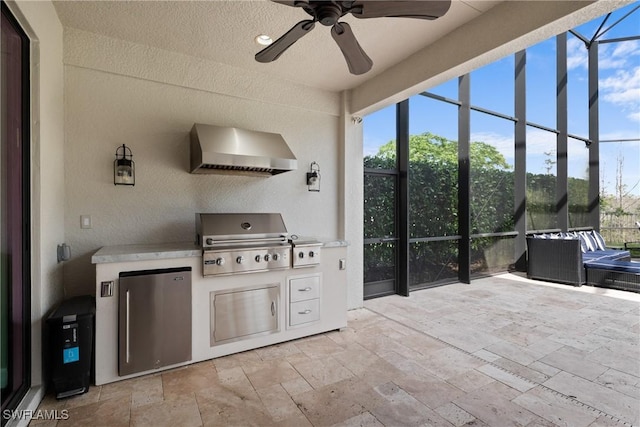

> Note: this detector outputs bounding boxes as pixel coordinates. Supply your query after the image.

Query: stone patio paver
[36,273,639,426]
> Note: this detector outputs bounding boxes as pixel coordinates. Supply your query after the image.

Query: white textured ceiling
[52,0,502,92]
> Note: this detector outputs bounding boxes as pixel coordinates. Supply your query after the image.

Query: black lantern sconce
[114,144,135,186]
[306,161,320,192]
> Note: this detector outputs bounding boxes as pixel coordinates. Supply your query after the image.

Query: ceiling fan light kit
[255,0,452,75]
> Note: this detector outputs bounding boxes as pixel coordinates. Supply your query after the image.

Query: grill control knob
[216,258,225,266]
[264,254,271,262]
[206,238,214,246]
[236,256,244,264]
[298,251,304,259]
[309,251,315,258]
[255,255,261,262]
[273,253,279,261]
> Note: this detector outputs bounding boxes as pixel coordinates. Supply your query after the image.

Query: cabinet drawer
[289,276,320,303]
[289,299,320,326]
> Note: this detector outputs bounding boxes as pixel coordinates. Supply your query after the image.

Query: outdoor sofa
[526,230,639,292]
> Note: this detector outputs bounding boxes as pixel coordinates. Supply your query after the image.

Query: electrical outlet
[80,215,92,229]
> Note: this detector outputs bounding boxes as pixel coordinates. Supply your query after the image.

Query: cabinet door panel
[118,268,191,376]
[211,285,279,345]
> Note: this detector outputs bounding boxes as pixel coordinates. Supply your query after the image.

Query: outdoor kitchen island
[91,239,348,385]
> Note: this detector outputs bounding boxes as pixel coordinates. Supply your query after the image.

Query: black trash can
[47,295,95,399]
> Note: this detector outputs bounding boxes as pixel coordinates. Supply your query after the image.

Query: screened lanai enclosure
[363,2,640,299]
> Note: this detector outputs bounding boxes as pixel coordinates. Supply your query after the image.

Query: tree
[372,132,511,170]
[544,150,556,175]
[364,132,515,284]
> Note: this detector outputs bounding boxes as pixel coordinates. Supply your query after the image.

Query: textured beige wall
[62,29,344,298]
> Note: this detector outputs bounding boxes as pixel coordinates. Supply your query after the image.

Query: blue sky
[363,2,640,197]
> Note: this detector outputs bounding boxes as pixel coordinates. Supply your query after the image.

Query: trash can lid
[48,295,96,321]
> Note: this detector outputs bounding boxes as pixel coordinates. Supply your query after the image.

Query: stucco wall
[61,29,355,304]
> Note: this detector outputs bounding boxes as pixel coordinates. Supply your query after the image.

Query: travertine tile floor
[33,273,640,427]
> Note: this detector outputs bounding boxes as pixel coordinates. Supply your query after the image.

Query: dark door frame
[1,1,31,421]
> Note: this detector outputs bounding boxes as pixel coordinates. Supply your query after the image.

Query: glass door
[1,2,31,419]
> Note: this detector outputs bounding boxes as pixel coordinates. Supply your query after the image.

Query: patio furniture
[585,259,640,293]
[526,231,631,287]
[623,221,640,256]
[527,238,585,286]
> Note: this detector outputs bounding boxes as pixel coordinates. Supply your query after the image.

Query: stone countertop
[289,235,349,247]
[316,238,349,248]
[91,242,201,264]
[92,238,348,264]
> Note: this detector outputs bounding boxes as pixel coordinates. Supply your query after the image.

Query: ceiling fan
[255,0,452,75]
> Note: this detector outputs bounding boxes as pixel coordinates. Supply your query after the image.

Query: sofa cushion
[583,249,631,263]
[532,233,549,239]
[584,259,640,274]
[578,231,597,252]
[590,230,607,251]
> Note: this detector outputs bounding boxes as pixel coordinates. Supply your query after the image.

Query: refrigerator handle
[125,289,130,364]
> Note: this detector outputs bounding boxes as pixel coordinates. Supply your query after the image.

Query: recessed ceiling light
[255,34,273,46]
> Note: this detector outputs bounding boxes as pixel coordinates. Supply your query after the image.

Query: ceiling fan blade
[255,20,316,63]
[272,0,307,7]
[331,22,372,75]
[350,0,451,20]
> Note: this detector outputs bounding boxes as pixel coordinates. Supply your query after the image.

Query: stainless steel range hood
[190,123,297,176]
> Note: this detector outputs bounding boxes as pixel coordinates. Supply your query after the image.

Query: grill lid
[196,213,288,247]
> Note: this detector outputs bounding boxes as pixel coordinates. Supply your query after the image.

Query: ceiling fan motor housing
[314,3,343,26]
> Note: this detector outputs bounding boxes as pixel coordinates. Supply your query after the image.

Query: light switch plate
[80,215,92,229]
[101,281,114,297]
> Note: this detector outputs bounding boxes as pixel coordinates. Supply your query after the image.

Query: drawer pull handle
[298,287,313,292]
[298,309,312,315]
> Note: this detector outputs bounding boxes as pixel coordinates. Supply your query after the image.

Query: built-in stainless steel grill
[196,213,321,276]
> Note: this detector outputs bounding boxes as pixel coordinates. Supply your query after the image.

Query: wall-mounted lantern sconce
[306,161,320,192]
[114,144,135,186]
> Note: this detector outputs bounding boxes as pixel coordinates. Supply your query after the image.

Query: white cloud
[567,37,588,70]
[600,66,640,122]
[601,129,640,141]
[568,39,640,72]
[470,131,514,164]
[600,40,640,70]
[525,129,557,155]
